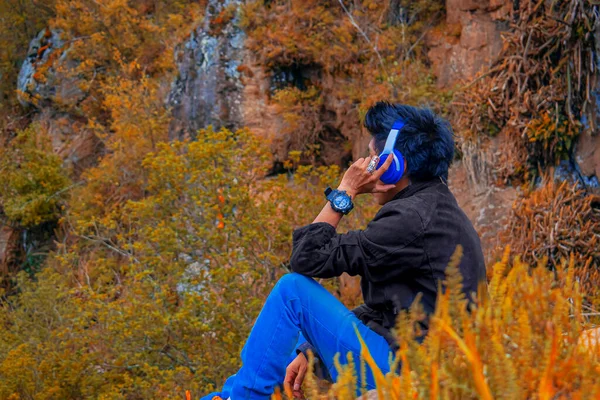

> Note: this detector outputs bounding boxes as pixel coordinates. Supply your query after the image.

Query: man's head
[364,102,455,205]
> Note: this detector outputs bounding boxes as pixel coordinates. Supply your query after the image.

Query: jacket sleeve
[289,203,424,282]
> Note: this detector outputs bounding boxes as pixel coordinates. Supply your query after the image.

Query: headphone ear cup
[377,150,405,184]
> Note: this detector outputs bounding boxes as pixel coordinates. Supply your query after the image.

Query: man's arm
[312,154,394,228]
[289,155,396,277]
[290,204,423,280]
[311,195,346,228]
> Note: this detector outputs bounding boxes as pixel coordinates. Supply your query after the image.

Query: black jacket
[290,178,486,356]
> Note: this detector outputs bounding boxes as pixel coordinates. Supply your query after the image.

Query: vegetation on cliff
[0,0,598,398]
[454,1,599,184]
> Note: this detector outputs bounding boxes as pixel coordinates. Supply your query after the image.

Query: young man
[202,102,486,400]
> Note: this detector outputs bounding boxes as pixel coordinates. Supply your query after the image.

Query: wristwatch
[324,187,354,215]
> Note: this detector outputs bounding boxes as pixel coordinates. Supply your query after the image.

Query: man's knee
[274,272,314,294]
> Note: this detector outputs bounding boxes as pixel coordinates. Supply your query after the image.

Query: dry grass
[453,0,598,184]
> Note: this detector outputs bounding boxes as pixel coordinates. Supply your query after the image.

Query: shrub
[453,0,598,184]
[296,248,600,399]
[0,124,71,227]
[0,126,378,398]
[499,176,600,302]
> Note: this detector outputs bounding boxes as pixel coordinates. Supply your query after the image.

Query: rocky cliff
[4,0,600,271]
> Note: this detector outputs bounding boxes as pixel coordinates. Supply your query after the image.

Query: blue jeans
[201,273,394,400]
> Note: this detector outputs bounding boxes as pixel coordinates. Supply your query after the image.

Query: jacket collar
[391,178,442,201]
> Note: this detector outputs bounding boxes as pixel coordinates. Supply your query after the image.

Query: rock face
[167,0,246,140]
[16,28,100,175]
[427,0,511,87]
[448,161,518,261]
[166,0,516,167]
[576,133,600,182]
[36,109,101,175]
[0,226,19,278]
[166,1,360,166]
[574,22,600,186]
[17,28,84,109]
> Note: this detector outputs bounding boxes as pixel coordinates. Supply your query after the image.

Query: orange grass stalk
[399,341,415,399]
[354,324,392,399]
[271,385,284,400]
[436,318,494,400]
[430,361,439,400]
[538,324,559,400]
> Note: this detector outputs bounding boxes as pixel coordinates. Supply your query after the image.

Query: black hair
[364,101,455,182]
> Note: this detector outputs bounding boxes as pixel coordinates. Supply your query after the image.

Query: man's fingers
[372,153,395,179]
[360,156,372,169]
[353,157,365,167]
[294,366,307,391]
[373,183,397,193]
[284,366,296,386]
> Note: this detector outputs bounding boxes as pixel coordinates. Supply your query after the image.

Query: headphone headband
[382,120,405,154]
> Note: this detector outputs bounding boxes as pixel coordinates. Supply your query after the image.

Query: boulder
[576,131,600,184]
[357,390,378,400]
[573,21,600,186]
[17,28,84,109]
[579,327,600,351]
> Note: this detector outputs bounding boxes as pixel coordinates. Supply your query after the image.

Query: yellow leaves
[354,325,388,398]
[0,123,71,227]
[437,318,494,400]
[305,248,600,399]
[2,122,356,397]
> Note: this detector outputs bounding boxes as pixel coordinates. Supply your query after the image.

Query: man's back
[355,178,486,339]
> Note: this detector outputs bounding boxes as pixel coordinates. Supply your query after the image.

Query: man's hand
[284,353,308,399]
[337,154,395,199]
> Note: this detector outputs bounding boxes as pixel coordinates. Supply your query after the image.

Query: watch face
[333,193,350,209]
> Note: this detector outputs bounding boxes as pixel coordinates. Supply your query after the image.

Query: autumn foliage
[453,1,599,184]
[0,124,71,228]
[240,0,448,164]
[294,248,600,399]
[500,176,600,302]
[0,0,599,398]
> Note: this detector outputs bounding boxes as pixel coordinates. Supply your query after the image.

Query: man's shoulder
[380,183,447,225]
[375,196,423,225]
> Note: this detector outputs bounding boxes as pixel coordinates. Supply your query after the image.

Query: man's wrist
[337,185,357,199]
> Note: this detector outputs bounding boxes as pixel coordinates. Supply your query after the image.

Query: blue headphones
[376,120,406,184]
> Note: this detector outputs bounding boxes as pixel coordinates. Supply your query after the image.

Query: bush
[298,247,600,399]
[0,126,378,398]
[499,177,600,302]
[0,124,71,227]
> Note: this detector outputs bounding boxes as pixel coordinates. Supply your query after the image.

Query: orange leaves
[305,248,600,399]
[499,176,600,301]
[240,0,447,167]
[538,323,560,400]
[436,318,493,400]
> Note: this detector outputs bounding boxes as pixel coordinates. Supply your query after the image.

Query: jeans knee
[274,272,313,295]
